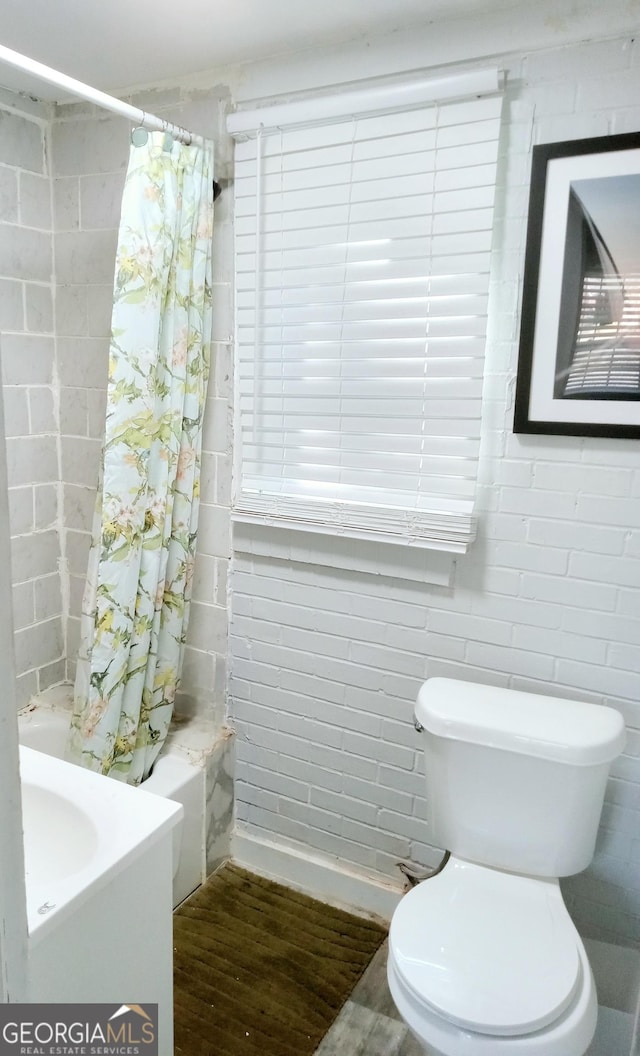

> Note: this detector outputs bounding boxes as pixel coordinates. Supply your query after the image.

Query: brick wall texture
[229,36,640,948]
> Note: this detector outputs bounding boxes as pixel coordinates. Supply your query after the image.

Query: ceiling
[0,0,530,100]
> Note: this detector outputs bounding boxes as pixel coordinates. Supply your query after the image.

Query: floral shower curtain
[67,131,214,785]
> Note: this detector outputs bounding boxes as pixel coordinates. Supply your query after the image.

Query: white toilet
[387,677,626,1056]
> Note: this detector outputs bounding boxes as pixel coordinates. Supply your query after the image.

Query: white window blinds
[229,71,503,552]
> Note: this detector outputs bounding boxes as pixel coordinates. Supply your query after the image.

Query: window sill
[232,517,457,588]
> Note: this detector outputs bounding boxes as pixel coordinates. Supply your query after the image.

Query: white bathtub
[20,744,181,1054]
[18,699,205,907]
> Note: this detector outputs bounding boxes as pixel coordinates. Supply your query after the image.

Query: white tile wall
[229,34,640,947]
[0,96,64,704]
[51,113,130,683]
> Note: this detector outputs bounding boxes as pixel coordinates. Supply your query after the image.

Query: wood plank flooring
[314,941,424,1056]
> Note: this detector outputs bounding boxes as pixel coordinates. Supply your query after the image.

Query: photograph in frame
[514,132,640,438]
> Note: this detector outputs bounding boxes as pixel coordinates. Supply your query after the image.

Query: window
[228,69,503,553]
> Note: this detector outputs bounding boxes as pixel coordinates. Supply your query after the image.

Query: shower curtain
[68,131,214,785]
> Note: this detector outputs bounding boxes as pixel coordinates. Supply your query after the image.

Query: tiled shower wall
[52,108,127,686]
[0,83,233,734]
[0,89,64,706]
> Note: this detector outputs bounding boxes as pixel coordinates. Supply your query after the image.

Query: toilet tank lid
[415,678,626,766]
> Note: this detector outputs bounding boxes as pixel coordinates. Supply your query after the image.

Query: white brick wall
[229,33,640,946]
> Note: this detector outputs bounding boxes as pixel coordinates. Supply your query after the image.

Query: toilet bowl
[387,857,597,1055]
[386,678,626,1056]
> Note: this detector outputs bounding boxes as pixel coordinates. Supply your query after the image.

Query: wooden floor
[314,940,424,1056]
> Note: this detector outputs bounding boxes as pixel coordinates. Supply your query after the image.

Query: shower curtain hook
[131,111,149,146]
[131,126,148,146]
[161,117,174,152]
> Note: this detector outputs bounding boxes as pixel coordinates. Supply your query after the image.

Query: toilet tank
[416,678,626,878]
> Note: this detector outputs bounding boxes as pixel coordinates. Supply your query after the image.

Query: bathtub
[20,744,181,1054]
[18,697,205,907]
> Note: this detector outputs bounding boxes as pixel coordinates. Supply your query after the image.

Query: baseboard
[231,827,404,923]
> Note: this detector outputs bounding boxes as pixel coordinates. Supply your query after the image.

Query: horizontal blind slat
[238,344,490,365]
[239,396,483,418]
[238,316,490,342]
[241,479,475,515]
[235,178,498,231]
[238,294,489,325]
[237,246,493,285]
[237,273,489,305]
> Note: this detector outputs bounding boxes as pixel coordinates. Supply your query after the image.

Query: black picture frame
[514,131,640,438]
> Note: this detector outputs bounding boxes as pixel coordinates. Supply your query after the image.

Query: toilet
[387,677,626,1056]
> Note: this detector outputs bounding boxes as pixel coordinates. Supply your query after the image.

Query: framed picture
[514,132,640,438]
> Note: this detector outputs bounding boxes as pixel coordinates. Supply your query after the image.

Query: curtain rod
[0,42,202,146]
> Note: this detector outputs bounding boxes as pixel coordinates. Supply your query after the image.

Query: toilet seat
[387,941,596,1056]
[389,857,582,1037]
